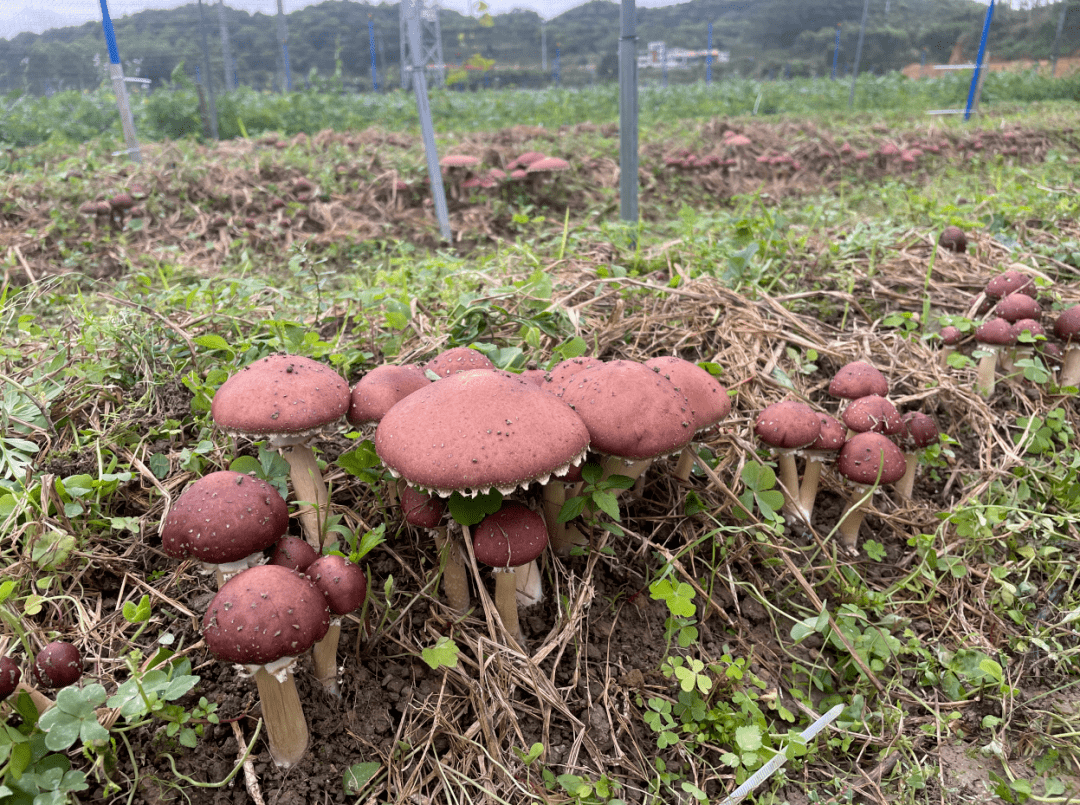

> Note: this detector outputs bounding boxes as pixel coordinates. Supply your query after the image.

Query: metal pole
[369,20,378,90]
[706,22,712,84]
[197,0,219,139]
[406,0,451,242]
[98,0,141,163]
[1050,0,1068,77]
[541,21,547,72]
[554,46,560,85]
[217,0,235,90]
[964,0,995,121]
[847,0,870,109]
[662,42,668,88]
[831,24,841,80]
[618,0,638,223]
[276,0,292,91]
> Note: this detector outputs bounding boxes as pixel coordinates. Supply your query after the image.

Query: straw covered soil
[19,219,1080,804]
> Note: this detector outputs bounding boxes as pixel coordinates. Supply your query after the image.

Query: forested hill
[1,0,1077,94]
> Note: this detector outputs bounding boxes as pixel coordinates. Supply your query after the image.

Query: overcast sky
[0,0,687,39]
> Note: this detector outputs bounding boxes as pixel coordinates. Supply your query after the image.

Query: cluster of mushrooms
[936,229,1080,395]
[755,360,940,555]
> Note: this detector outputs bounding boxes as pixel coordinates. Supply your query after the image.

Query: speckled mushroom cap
[995,293,1041,323]
[306,555,367,617]
[347,364,429,426]
[986,270,1037,300]
[401,486,446,529]
[828,361,888,400]
[375,369,589,497]
[1009,319,1044,340]
[808,414,846,451]
[202,564,330,667]
[526,156,570,173]
[32,642,82,689]
[837,433,906,486]
[754,401,821,450]
[542,357,604,396]
[842,395,903,435]
[975,317,1016,347]
[211,354,350,444]
[161,471,289,563]
[1053,305,1080,343]
[268,535,319,573]
[643,357,731,433]
[472,503,548,569]
[559,360,694,461]
[423,347,495,379]
[0,656,21,699]
[939,326,964,346]
[898,412,939,451]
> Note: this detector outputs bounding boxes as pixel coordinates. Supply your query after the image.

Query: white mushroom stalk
[249,656,308,768]
[269,432,330,552]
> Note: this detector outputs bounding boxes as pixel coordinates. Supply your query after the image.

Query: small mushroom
[835,433,906,553]
[753,400,821,521]
[33,642,82,689]
[472,503,548,644]
[306,555,367,697]
[938,226,967,253]
[894,412,939,501]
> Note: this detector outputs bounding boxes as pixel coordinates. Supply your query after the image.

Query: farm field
[0,83,1079,805]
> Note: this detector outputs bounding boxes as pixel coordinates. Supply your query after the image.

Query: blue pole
[99,0,141,161]
[196,64,201,83]
[964,0,994,121]
[554,46,560,85]
[662,44,668,88]
[283,41,293,90]
[831,24,841,80]
[368,21,378,90]
[706,23,712,84]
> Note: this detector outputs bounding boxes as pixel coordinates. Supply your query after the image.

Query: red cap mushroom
[212,354,351,551]
[202,564,330,767]
[1053,305,1080,389]
[754,400,821,521]
[828,361,888,404]
[797,413,846,524]
[835,433,906,553]
[974,318,1015,396]
[422,347,495,379]
[306,555,367,696]
[938,226,967,254]
[268,535,319,573]
[32,642,82,689]
[894,412,939,500]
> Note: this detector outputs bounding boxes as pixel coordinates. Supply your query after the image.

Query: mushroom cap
[725,134,752,147]
[109,192,136,211]
[507,151,546,169]
[268,535,319,573]
[836,432,906,486]
[842,395,903,435]
[161,471,289,563]
[520,369,547,388]
[375,369,590,496]
[347,364,430,426]
[828,361,889,400]
[1053,305,1080,343]
[401,486,446,529]
[995,293,1041,323]
[440,154,480,168]
[0,656,21,699]
[32,642,82,689]
[202,564,330,666]
[423,347,495,379]
[975,317,1016,346]
[472,502,548,569]
[543,357,604,396]
[986,270,1036,300]
[1009,318,1045,340]
[306,555,367,617]
[898,412,939,451]
[212,354,350,441]
[808,414,846,451]
[643,357,731,432]
[559,360,694,461]
[754,401,821,450]
[939,325,964,346]
[526,156,570,173]
[938,226,967,253]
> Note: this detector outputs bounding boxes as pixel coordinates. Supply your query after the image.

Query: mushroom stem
[894,453,919,501]
[542,481,570,556]
[515,559,543,607]
[252,663,308,768]
[1060,347,1080,389]
[283,444,328,552]
[836,484,871,554]
[775,452,801,519]
[797,458,825,524]
[673,445,697,482]
[435,526,470,616]
[494,569,523,643]
[311,620,341,697]
[976,350,999,397]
